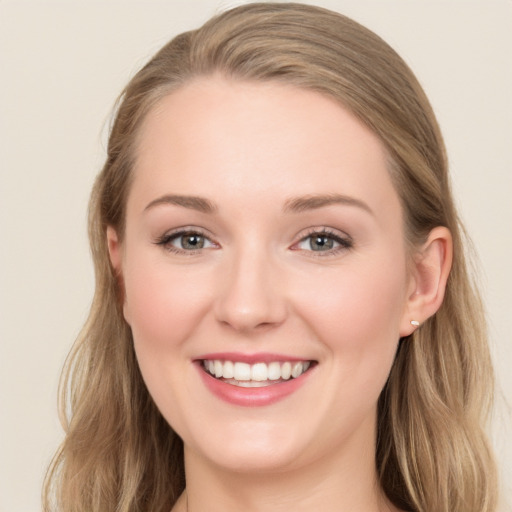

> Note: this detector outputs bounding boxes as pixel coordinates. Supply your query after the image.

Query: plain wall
[0,1,510,510]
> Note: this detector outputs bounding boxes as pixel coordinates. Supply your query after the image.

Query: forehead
[130,77,400,221]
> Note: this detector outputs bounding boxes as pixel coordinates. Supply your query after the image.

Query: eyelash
[154,228,216,255]
[292,227,353,257]
[154,227,353,256]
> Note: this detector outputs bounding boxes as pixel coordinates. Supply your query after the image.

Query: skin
[108,77,452,512]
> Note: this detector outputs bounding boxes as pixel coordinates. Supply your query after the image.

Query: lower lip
[196,363,313,407]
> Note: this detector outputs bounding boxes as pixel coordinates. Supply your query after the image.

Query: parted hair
[43,3,497,511]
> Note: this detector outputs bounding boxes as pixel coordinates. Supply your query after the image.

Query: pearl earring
[410,320,420,327]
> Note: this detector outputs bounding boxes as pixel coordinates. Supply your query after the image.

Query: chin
[195,444,306,475]
[181,417,316,474]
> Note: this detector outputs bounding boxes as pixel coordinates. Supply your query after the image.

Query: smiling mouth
[201,359,314,387]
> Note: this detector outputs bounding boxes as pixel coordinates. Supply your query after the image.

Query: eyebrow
[283,193,374,216]
[144,194,218,214]
[143,192,373,216]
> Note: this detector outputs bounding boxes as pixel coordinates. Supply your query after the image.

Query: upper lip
[195,352,315,364]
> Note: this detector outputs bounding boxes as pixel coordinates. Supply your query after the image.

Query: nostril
[212,255,288,331]
[215,301,287,332]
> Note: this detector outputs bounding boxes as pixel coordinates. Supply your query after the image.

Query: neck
[177,416,396,512]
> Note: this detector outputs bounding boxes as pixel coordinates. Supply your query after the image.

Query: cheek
[121,255,215,433]
[293,253,408,381]
[122,256,213,356]
[302,261,405,330]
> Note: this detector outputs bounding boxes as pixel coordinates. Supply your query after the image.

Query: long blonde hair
[43,3,497,511]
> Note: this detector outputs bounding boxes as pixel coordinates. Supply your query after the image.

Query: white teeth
[291,362,303,378]
[203,359,311,383]
[223,360,234,379]
[281,362,292,380]
[251,363,268,381]
[268,362,281,380]
[214,360,223,378]
[233,362,251,381]
[229,380,270,388]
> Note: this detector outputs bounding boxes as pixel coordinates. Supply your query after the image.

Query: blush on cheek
[304,268,404,343]
[123,257,214,353]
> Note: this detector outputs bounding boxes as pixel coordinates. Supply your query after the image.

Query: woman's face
[111,77,417,473]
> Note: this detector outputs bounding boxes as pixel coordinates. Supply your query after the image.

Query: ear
[399,226,453,337]
[106,226,129,321]
[107,226,122,271]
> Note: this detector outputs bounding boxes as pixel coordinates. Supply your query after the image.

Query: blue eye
[173,233,208,250]
[296,231,352,253]
[156,230,216,253]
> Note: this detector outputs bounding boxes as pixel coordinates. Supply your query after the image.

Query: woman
[43,3,498,511]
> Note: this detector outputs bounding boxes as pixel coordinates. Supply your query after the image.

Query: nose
[213,248,287,333]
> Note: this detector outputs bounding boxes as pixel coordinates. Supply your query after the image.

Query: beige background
[0,1,510,510]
